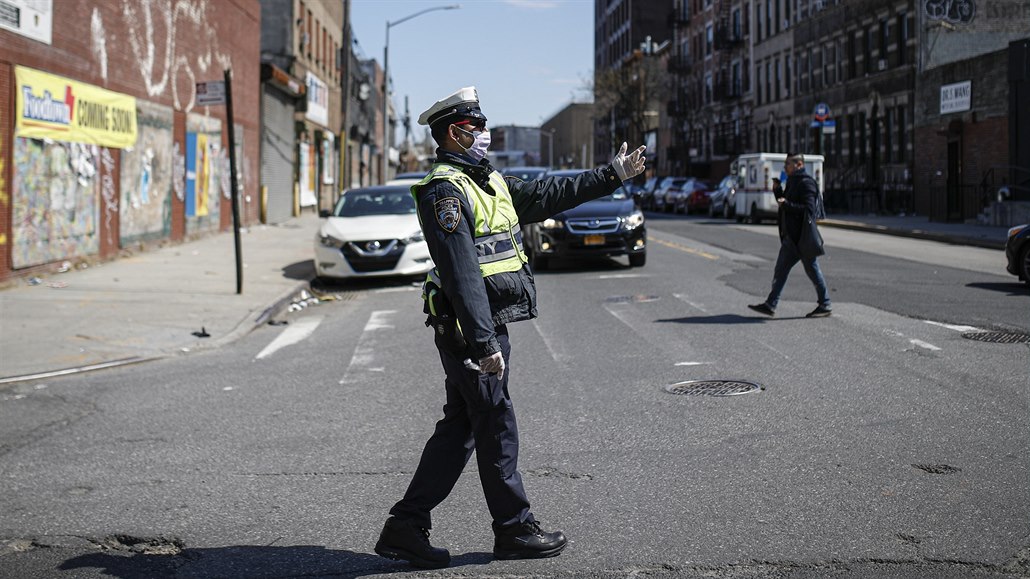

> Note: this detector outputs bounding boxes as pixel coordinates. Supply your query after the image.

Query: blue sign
[813,102,831,121]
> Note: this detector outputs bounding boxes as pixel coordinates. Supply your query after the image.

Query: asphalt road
[1,215,1028,578]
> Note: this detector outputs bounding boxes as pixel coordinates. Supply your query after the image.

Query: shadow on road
[61,545,495,578]
[966,281,1030,296]
[657,313,770,324]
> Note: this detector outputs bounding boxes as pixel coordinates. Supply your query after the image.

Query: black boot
[374,516,450,569]
[493,520,568,559]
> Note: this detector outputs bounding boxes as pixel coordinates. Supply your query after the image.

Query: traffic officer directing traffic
[374,86,646,569]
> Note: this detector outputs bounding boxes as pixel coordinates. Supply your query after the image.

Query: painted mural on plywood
[120,100,174,243]
[12,139,100,269]
[185,112,222,234]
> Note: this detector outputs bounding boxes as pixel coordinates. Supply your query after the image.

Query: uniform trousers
[389,325,534,531]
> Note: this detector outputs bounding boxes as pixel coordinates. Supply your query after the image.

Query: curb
[819,219,1007,250]
[0,280,315,386]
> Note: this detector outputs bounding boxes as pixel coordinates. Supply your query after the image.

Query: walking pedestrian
[374,86,646,569]
[748,152,832,318]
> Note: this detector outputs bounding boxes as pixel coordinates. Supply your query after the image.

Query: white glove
[611,142,647,181]
[478,351,505,380]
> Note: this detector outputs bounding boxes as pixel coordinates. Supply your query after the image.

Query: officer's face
[450,120,487,145]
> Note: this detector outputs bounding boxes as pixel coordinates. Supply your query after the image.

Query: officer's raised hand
[478,351,505,380]
[611,142,647,181]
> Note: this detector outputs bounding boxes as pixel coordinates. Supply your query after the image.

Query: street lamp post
[382,4,460,184]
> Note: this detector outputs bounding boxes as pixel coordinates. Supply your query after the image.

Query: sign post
[197,74,243,294]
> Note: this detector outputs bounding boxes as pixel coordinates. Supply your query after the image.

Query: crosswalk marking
[340,310,397,384]
[256,316,324,360]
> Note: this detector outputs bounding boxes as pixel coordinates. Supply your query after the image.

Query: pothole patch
[664,380,763,396]
[912,464,961,475]
[101,535,184,555]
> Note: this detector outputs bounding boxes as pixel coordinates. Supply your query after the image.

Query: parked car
[523,169,647,269]
[656,177,690,213]
[637,176,661,210]
[684,179,714,214]
[501,166,549,181]
[314,185,433,280]
[708,175,739,218]
[386,171,427,186]
[1005,223,1030,286]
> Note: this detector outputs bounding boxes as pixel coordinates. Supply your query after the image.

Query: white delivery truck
[733,152,824,223]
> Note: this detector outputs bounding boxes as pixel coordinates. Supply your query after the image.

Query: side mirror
[319,209,331,218]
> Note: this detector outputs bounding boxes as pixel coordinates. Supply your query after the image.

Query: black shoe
[748,303,775,317]
[493,520,568,559]
[806,306,832,318]
[374,517,450,569]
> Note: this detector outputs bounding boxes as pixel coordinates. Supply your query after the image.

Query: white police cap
[417,86,488,127]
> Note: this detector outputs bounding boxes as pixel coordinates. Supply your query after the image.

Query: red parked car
[684,180,714,214]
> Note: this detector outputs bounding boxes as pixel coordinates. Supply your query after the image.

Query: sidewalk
[0,211,1015,384]
[0,212,321,383]
[821,213,1011,250]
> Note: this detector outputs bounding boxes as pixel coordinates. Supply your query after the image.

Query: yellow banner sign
[15,66,137,149]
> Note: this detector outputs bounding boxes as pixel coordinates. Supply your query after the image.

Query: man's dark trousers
[389,325,533,530]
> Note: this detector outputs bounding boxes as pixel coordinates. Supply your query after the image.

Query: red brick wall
[0,0,261,282]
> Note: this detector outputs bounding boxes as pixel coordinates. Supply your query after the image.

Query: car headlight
[1008,224,1027,238]
[541,218,564,229]
[403,230,425,244]
[319,233,344,248]
[623,210,644,230]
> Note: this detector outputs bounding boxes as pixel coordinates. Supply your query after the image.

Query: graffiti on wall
[120,100,174,243]
[90,0,232,112]
[100,148,117,246]
[12,139,100,268]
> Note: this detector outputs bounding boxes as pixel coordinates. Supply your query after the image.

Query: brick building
[913,0,1030,223]
[0,0,262,284]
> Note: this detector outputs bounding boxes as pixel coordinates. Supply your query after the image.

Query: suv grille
[567,217,620,234]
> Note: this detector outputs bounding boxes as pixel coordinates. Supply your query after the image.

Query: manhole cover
[663,380,763,396]
[961,331,1030,344]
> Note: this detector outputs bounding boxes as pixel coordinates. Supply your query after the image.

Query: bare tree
[590,53,670,154]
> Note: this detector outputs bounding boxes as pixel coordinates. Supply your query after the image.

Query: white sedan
[315,185,433,280]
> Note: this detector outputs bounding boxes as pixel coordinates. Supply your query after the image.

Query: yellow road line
[650,236,720,260]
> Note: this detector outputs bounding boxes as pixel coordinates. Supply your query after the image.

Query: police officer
[374,87,646,569]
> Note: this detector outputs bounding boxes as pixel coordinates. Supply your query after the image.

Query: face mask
[454,125,491,162]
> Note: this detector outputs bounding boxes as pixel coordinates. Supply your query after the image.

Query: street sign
[813,102,831,122]
[196,81,226,106]
[822,119,836,134]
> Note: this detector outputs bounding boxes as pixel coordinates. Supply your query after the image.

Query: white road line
[672,293,708,313]
[924,320,983,333]
[340,310,397,384]
[909,339,942,351]
[597,273,649,279]
[256,316,324,360]
[532,319,572,364]
[675,361,706,366]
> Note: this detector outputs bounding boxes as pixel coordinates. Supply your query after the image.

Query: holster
[423,275,467,354]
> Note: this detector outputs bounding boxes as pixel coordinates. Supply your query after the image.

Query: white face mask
[454,125,491,162]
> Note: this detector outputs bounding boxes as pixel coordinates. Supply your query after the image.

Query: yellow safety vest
[412,164,527,278]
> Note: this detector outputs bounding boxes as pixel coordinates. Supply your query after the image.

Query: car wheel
[629,251,646,267]
[708,203,716,217]
[1020,244,1030,286]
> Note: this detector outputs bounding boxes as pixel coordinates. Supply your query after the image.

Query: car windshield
[334,189,415,217]
[593,187,631,202]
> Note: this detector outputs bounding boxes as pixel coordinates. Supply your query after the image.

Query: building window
[849,33,857,80]
[706,23,713,56]
[765,61,772,103]
[864,27,873,75]
[897,12,908,65]
[848,114,855,165]
[897,105,906,162]
[766,0,773,38]
[880,18,889,63]
[756,65,762,103]
[732,61,742,96]
[732,7,742,40]
[785,54,792,97]
[775,58,782,101]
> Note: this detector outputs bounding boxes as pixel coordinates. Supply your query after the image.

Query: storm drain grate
[664,380,763,396]
[961,331,1030,344]
[605,294,661,304]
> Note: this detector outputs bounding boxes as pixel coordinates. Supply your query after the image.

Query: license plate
[583,234,605,246]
